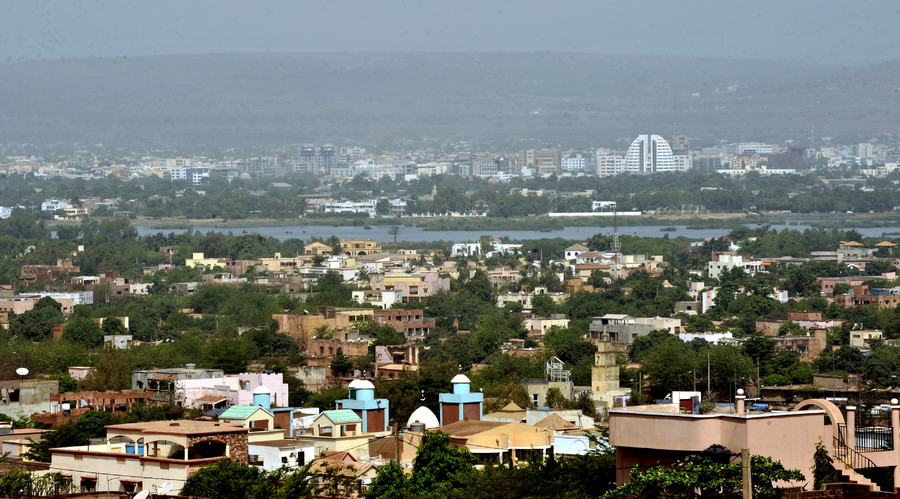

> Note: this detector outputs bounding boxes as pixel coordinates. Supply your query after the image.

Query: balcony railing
[837,423,894,452]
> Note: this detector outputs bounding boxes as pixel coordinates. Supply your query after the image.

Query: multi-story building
[339,239,381,257]
[857,142,874,159]
[623,134,678,173]
[518,149,561,175]
[726,142,774,155]
[368,271,450,303]
[471,158,499,178]
[170,166,210,184]
[596,154,625,177]
[561,153,586,171]
[297,145,337,174]
[373,309,435,343]
[707,252,764,279]
[323,200,377,217]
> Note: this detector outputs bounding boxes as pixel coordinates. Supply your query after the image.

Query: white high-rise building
[623,134,677,173]
[857,143,874,159]
[596,154,625,177]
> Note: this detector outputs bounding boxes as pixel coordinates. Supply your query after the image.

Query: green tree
[180,458,267,499]
[365,460,408,499]
[10,301,65,341]
[408,431,476,497]
[330,348,353,377]
[101,315,127,336]
[812,441,836,490]
[602,454,804,499]
[61,316,103,348]
[388,225,401,243]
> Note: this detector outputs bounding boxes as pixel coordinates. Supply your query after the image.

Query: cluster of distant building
[6,134,898,190]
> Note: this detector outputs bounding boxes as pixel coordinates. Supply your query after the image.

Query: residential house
[132,365,225,404]
[564,243,589,261]
[608,395,900,491]
[587,314,682,344]
[340,240,381,257]
[368,272,450,303]
[0,379,59,416]
[48,420,250,495]
[438,419,554,466]
[707,252,764,279]
[176,372,289,410]
[185,252,231,269]
[301,409,383,459]
[373,309,435,342]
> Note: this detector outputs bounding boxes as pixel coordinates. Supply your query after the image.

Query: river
[133,223,900,243]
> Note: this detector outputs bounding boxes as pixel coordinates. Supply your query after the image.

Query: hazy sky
[2,0,898,65]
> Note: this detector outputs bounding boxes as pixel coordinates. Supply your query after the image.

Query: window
[160,462,170,470]
[117,457,126,465]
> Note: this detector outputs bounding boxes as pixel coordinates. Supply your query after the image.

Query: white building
[323,200,377,217]
[0,207,12,219]
[592,201,617,212]
[170,166,210,184]
[726,142,774,155]
[623,135,678,174]
[41,199,69,212]
[707,253,764,279]
[596,154,625,177]
[857,143,874,159]
[561,154,586,171]
[19,291,94,306]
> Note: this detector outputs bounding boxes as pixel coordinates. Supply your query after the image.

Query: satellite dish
[134,491,150,499]
[157,482,173,495]
[15,368,28,377]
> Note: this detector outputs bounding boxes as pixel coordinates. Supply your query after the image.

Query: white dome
[406,406,440,429]
[348,379,375,390]
[252,385,270,394]
[624,134,676,174]
[450,374,470,384]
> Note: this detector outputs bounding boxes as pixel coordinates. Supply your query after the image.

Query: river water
[134,223,900,243]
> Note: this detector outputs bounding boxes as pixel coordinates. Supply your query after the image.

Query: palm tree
[388,225,401,243]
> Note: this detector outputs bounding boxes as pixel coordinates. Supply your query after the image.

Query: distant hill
[0,52,898,149]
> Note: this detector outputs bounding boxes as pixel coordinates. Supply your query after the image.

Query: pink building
[176,373,288,410]
[609,394,900,492]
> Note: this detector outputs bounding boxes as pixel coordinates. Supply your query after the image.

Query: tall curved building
[624,134,676,173]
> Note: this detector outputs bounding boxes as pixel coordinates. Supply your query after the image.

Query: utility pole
[742,448,751,499]
[394,421,401,463]
[707,351,711,394]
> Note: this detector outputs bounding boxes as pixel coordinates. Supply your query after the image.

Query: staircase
[831,432,881,490]
[831,459,877,488]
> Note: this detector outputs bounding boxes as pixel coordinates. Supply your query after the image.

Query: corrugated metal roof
[219,405,265,420]
[320,409,361,424]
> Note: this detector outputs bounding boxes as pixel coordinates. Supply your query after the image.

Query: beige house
[48,420,249,495]
[439,419,554,466]
[300,409,388,459]
[609,395,900,491]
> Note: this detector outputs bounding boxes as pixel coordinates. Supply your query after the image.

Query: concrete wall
[610,409,823,487]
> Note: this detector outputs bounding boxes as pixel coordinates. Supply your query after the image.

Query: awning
[80,474,97,480]
[197,395,227,403]
[119,478,142,483]
[149,374,177,381]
